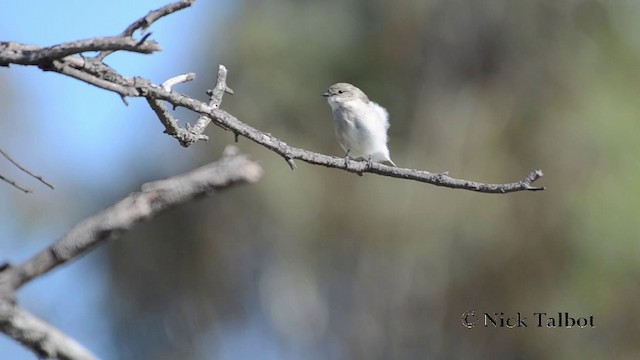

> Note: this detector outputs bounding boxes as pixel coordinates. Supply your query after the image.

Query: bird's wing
[369,101,390,130]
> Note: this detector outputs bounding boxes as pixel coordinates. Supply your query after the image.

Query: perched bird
[322,83,397,167]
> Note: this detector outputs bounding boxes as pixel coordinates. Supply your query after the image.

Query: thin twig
[161,72,196,91]
[0,175,32,193]
[0,148,54,190]
[122,0,195,36]
[96,0,195,61]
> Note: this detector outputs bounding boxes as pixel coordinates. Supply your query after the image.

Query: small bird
[322,83,397,167]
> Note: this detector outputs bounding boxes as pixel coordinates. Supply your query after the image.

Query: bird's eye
[338,90,344,94]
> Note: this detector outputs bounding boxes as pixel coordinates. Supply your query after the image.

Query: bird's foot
[366,156,374,170]
[344,150,351,169]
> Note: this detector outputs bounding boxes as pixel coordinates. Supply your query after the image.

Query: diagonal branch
[122,0,195,36]
[1,148,55,190]
[0,302,97,360]
[4,147,261,290]
[0,146,261,358]
[0,174,31,193]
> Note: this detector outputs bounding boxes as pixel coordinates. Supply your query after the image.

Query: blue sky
[0,1,242,358]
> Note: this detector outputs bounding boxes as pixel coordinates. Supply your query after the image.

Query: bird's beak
[322,91,331,97]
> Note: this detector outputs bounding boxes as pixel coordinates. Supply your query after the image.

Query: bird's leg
[344,149,351,168]
[366,155,373,170]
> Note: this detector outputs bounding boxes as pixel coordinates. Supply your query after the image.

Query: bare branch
[0,37,160,66]
[146,72,206,146]
[190,64,234,135]
[5,147,261,290]
[0,146,260,358]
[201,109,544,192]
[146,96,209,146]
[122,0,196,36]
[161,72,196,91]
[146,65,234,147]
[1,148,55,190]
[47,59,140,97]
[0,174,32,193]
[96,0,195,61]
[0,302,97,360]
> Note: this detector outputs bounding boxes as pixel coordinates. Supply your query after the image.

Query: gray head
[322,83,369,105]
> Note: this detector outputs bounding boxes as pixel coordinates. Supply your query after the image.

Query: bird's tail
[386,159,397,167]
[373,152,397,167]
